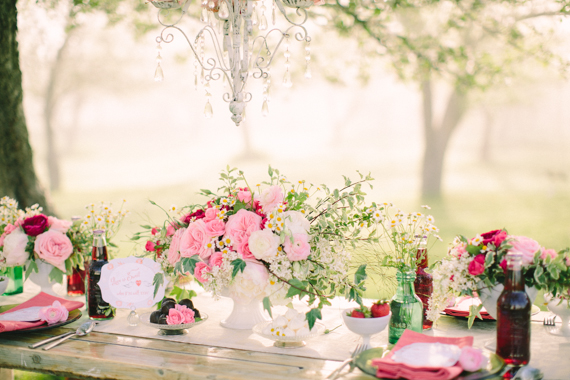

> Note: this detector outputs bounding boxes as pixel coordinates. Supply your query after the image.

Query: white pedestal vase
[26,260,66,296]
[220,294,270,330]
[478,282,537,350]
[545,294,570,336]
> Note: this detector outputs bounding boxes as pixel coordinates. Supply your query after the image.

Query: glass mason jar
[3,266,24,295]
[388,270,423,344]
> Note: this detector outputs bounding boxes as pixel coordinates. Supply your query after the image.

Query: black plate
[0,304,82,332]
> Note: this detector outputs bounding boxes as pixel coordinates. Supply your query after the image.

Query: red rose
[181,209,205,224]
[22,214,48,237]
[499,259,507,273]
[493,230,507,247]
[468,254,486,276]
[481,230,501,246]
[145,240,156,252]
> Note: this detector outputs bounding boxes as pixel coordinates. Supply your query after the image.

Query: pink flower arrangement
[39,301,69,325]
[180,219,213,259]
[34,230,74,272]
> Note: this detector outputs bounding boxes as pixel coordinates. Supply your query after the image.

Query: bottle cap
[93,229,106,235]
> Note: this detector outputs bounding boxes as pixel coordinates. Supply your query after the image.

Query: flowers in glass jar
[427,229,569,326]
[134,166,381,328]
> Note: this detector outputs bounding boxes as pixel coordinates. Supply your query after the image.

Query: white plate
[253,320,325,348]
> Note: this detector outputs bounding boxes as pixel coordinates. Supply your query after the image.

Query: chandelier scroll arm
[273,0,309,26]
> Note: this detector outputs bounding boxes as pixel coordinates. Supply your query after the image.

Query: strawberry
[350,309,365,318]
[371,300,390,318]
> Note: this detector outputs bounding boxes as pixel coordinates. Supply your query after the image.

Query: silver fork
[327,344,365,380]
[543,314,557,326]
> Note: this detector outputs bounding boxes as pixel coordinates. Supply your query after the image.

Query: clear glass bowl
[140,312,208,335]
[253,320,325,348]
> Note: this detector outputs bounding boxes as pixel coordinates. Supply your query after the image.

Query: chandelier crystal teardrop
[149,0,319,126]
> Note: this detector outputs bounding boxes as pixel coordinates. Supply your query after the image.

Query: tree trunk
[0,0,51,213]
[479,106,493,163]
[44,10,76,192]
[421,80,468,200]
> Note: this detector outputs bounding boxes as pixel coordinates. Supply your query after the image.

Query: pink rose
[180,220,213,260]
[237,239,256,260]
[566,256,570,266]
[22,214,48,237]
[47,216,72,234]
[39,300,69,325]
[194,262,211,283]
[204,208,219,223]
[209,251,223,267]
[540,248,557,261]
[204,219,225,237]
[458,346,488,371]
[166,223,176,237]
[257,185,284,213]
[175,304,195,323]
[166,308,184,325]
[224,209,262,252]
[168,228,184,266]
[34,230,73,272]
[145,241,156,252]
[284,233,311,261]
[509,236,541,266]
[467,254,486,276]
[237,188,252,204]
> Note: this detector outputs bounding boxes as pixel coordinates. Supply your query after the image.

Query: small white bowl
[342,308,391,350]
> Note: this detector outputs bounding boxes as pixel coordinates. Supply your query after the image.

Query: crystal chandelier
[150,0,317,126]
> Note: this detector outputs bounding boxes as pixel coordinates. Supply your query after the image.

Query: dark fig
[150,310,162,324]
[192,308,201,319]
[158,315,168,325]
[161,303,175,315]
[179,299,194,309]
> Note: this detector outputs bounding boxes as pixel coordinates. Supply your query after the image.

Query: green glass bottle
[388,271,423,344]
[3,266,24,295]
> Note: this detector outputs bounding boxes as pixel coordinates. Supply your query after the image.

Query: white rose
[230,261,269,302]
[248,229,280,260]
[283,211,310,235]
[2,229,30,266]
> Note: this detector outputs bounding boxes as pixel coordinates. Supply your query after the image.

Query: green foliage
[230,258,246,279]
[262,296,273,318]
[169,286,197,302]
[305,307,322,330]
[48,266,64,284]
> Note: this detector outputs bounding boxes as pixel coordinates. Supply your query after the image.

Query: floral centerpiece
[0,197,81,284]
[428,229,569,327]
[134,166,381,329]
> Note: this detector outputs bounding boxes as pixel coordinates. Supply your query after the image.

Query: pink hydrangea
[284,233,311,261]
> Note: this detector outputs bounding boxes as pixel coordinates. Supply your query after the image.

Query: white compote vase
[220,288,270,330]
[27,260,66,296]
[478,282,537,350]
[544,294,570,336]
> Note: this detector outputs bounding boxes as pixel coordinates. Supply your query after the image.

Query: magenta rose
[509,236,541,266]
[34,230,73,272]
[209,251,223,267]
[194,262,211,283]
[180,219,213,259]
[467,254,486,276]
[151,227,159,235]
[39,300,69,325]
[175,304,195,323]
[182,209,205,224]
[499,259,507,273]
[458,347,488,371]
[224,209,261,250]
[284,233,311,261]
[203,208,219,223]
[204,219,225,237]
[22,214,48,237]
[145,241,156,252]
[167,228,184,267]
[166,308,184,325]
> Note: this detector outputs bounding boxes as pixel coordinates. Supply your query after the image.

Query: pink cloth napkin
[443,296,494,320]
[371,330,474,380]
[0,292,84,333]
